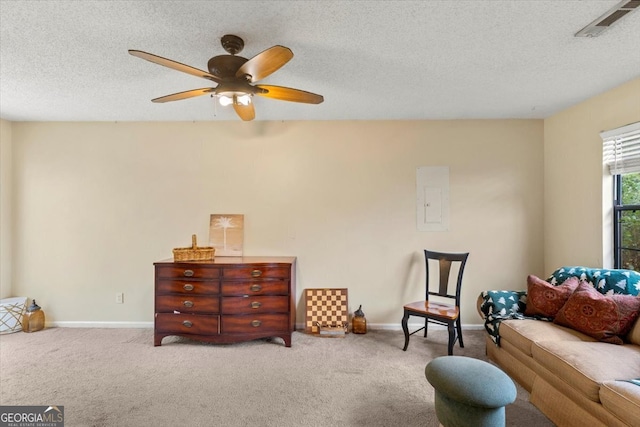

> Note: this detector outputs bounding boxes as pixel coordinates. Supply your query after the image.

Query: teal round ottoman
[425,356,517,427]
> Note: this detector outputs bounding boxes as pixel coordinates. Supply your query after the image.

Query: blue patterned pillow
[547,266,640,296]
[480,290,527,345]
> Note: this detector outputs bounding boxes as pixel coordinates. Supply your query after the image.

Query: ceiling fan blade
[151,88,215,103]
[255,85,324,104]
[233,102,256,121]
[236,46,293,83]
[129,50,221,83]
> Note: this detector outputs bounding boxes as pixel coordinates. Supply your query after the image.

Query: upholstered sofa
[477,267,640,427]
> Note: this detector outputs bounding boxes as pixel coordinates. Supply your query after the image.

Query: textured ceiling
[1,0,639,122]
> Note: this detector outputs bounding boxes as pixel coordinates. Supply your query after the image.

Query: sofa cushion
[499,319,595,356]
[554,281,640,344]
[600,380,640,427]
[547,266,640,296]
[531,340,640,402]
[524,275,578,318]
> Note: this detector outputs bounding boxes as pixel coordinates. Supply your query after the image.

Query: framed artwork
[209,214,244,256]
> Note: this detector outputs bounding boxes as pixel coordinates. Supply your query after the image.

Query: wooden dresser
[154,256,296,347]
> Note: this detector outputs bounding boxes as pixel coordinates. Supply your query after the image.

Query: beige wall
[544,77,640,272]
[4,78,638,330]
[0,119,12,298]
[8,119,544,327]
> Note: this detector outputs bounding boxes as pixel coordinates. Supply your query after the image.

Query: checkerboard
[304,288,348,334]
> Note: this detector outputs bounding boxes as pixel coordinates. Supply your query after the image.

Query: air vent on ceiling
[575,0,639,37]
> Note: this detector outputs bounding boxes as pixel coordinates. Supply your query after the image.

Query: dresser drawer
[156,295,219,313]
[156,265,220,280]
[221,280,289,296]
[221,296,289,314]
[221,314,290,334]
[222,266,290,280]
[156,279,219,295]
[155,313,219,335]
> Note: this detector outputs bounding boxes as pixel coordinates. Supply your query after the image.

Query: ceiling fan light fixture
[217,93,252,107]
[236,94,252,105]
[218,95,234,106]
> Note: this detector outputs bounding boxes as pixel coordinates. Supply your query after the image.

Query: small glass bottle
[352,305,367,334]
[23,300,45,333]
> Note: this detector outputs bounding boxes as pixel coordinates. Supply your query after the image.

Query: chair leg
[456,317,464,348]
[424,318,428,337]
[401,310,410,351]
[447,322,455,356]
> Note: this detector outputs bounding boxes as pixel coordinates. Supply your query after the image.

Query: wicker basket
[173,234,215,262]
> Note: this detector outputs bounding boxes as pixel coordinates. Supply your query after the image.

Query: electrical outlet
[116,292,124,304]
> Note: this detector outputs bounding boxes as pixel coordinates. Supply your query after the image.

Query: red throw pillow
[553,281,640,345]
[524,275,579,318]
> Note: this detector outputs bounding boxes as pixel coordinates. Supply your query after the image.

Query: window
[603,122,640,269]
[613,173,640,269]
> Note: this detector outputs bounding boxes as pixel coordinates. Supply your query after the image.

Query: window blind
[602,121,640,175]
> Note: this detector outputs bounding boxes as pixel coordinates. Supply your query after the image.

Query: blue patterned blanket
[480,266,640,345]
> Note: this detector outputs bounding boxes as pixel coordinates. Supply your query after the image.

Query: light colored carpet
[0,328,553,427]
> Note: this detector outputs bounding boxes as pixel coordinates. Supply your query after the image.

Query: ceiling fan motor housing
[207,55,248,79]
[214,80,266,97]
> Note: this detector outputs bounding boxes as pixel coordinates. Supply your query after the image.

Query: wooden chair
[402,250,469,355]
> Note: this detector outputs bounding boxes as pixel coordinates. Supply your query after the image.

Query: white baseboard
[295,323,484,331]
[50,321,484,331]
[50,321,154,328]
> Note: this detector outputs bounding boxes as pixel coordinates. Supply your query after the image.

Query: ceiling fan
[129,34,324,121]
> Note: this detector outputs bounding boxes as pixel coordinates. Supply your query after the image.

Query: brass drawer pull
[250,301,262,309]
[250,284,262,292]
[251,270,262,277]
[251,320,262,327]
[183,269,194,277]
[183,301,194,308]
[182,320,193,328]
[183,284,194,291]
